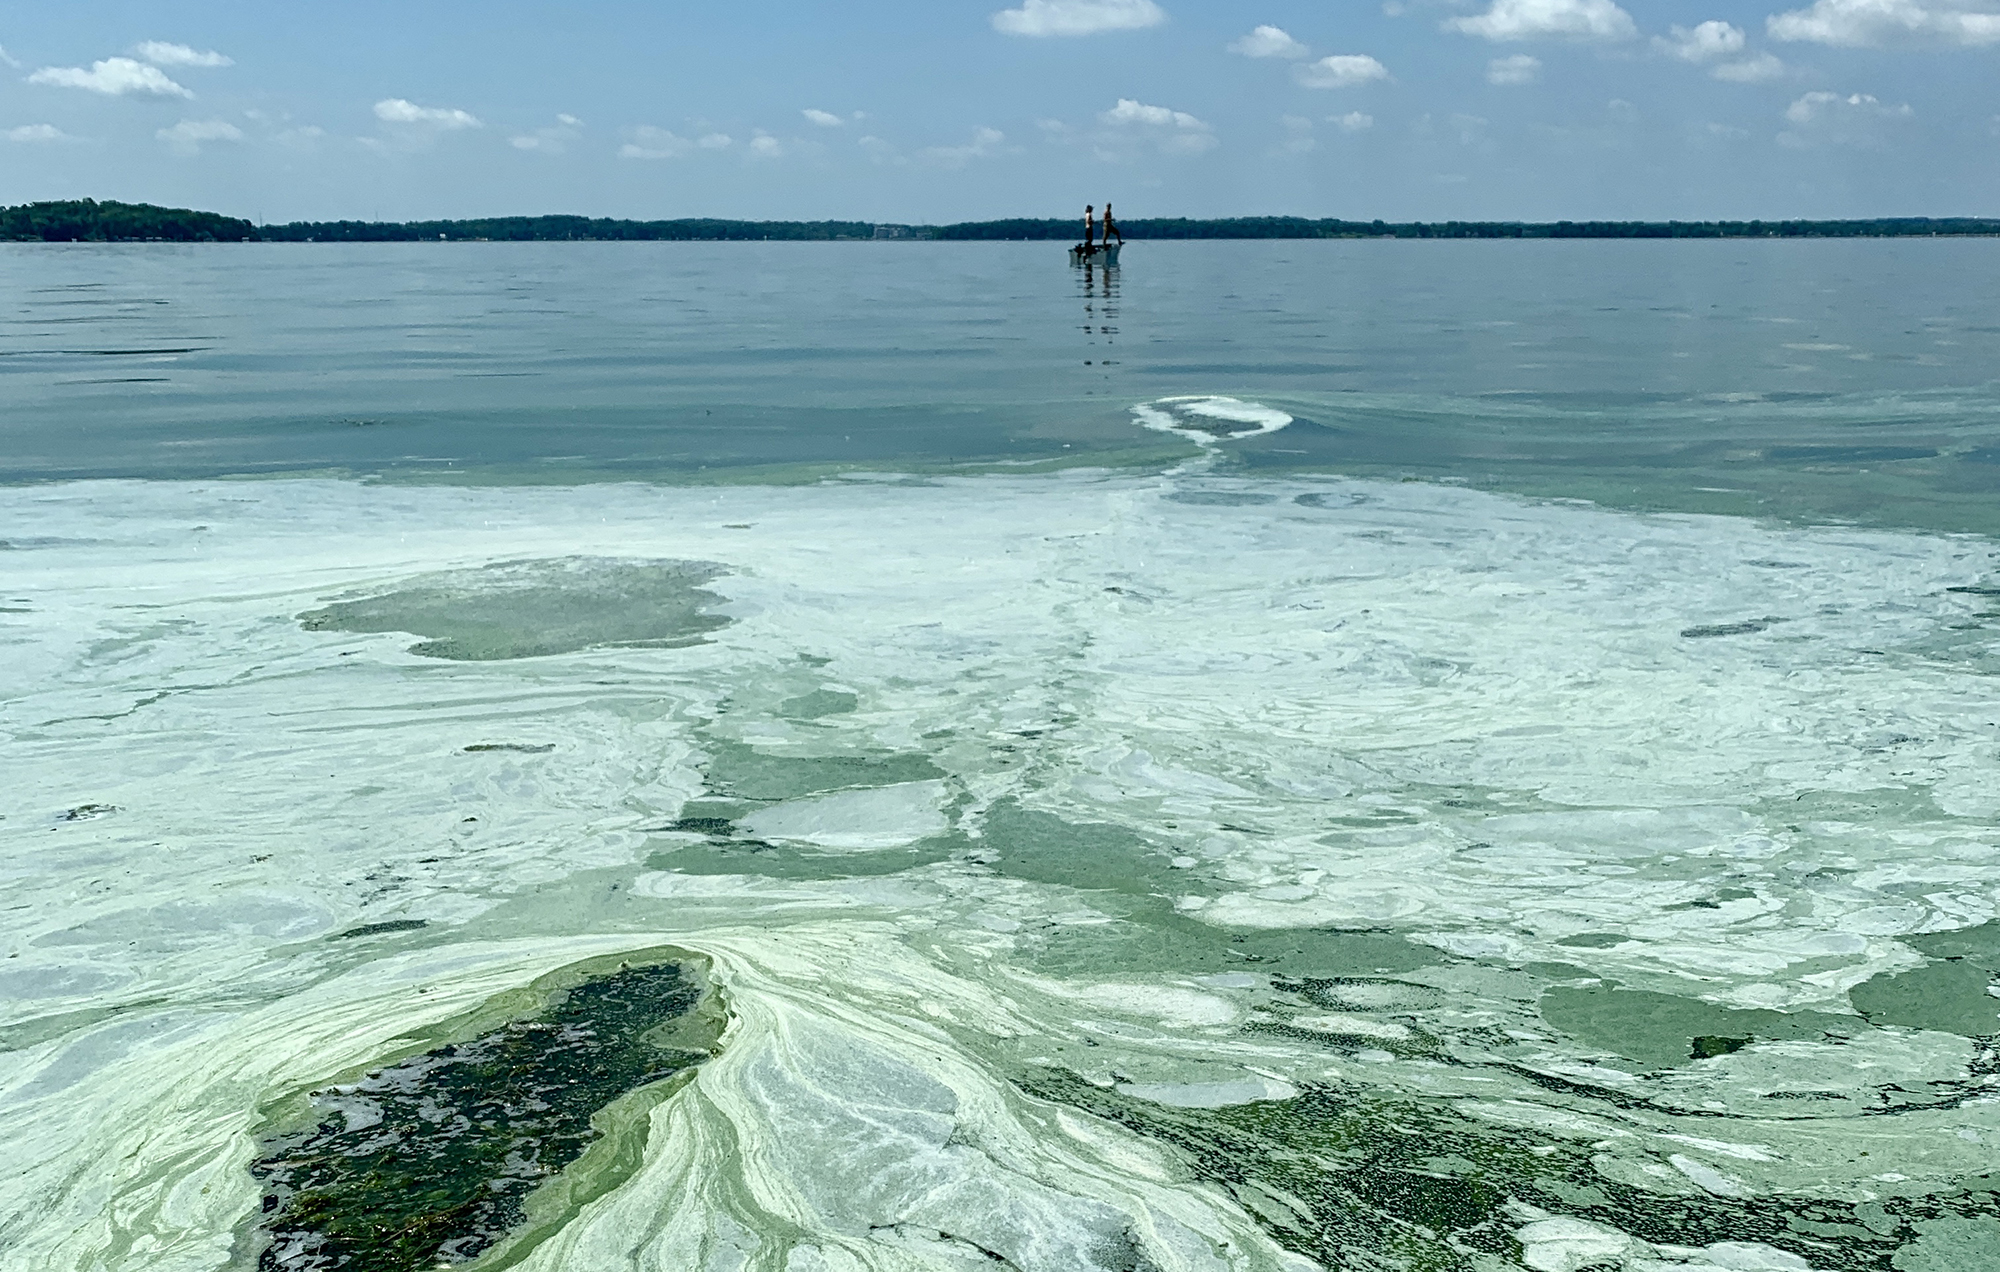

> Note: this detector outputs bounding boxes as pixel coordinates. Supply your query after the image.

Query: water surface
[2,241,1998,1272]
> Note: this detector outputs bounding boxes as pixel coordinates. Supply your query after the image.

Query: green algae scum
[245,952,723,1272]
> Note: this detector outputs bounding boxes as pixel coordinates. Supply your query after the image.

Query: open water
[3,240,2000,1272]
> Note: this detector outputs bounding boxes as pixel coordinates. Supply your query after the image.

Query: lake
[3,239,1998,1272]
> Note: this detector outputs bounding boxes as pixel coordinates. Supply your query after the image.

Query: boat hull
[1069,243,1121,266]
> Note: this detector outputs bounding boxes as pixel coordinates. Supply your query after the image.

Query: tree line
[4,200,1995,243]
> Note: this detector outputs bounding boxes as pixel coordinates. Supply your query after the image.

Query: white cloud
[134,41,232,67]
[29,57,192,97]
[699,132,733,149]
[1656,20,1745,58]
[802,108,844,127]
[1768,0,2000,45]
[5,123,72,143]
[1712,51,1786,79]
[1487,53,1542,83]
[1296,54,1391,87]
[620,126,692,159]
[1330,110,1375,131]
[157,118,243,155]
[920,126,1005,167]
[511,116,582,153]
[374,99,481,129]
[0,44,20,68]
[1779,90,1914,146]
[749,131,783,158]
[1229,25,1309,57]
[992,0,1166,36]
[1098,97,1217,153]
[1655,21,1786,76]
[1785,89,1911,122]
[1448,0,1638,41]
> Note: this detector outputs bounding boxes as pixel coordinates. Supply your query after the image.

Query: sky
[1,0,1995,222]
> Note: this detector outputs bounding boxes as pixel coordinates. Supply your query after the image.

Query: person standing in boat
[1083,204,1097,254]
[1102,202,1123,247]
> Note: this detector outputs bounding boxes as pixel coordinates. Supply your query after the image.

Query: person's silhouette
[1103,202,1123,246]
[1083,204,1097,252]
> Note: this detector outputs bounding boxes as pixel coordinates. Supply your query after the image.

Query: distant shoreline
[5,199,1998,244]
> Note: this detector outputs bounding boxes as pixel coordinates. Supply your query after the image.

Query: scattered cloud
[1607,97,1638,120]
[1330,110,1375,132]
[699,132,733,149]
[157,118,243,155]
[134,41,232,67]
[511,116,583,153]
[920,126,1005,167]
[374,99,481,129]
[1713,51,1786,79]
[1487,53,1542,83]
[0,44,20,68]
[620,125,692,159]
[1277,114,1316,154]
[29,57,192,98]
[1707,121,1752,137]
[1296,54,1391,87]
[1654,20,1788,77]
[1656,20,1745,59]
[5,123,73,143]
[991,0,1166,36]
[1448,0,1638,41]
[1779,90,1914,146]
[1768,0,2000,45]
[1785,89,1910,122]
[748,130,783,158]
[802,108,845,127]
[1229,25,1309,57]
[1097,97,1217,154]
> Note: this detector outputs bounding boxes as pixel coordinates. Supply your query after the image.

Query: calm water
[3,242,1999,1272]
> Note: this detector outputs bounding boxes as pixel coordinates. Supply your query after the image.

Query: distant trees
[0,199,254,242]
[255,216,877,242]
[934,216,2000,240]
[3,200,1994,244]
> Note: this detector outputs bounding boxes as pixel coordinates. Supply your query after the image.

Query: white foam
[1132,395,1293,445]
[739,780,947,850]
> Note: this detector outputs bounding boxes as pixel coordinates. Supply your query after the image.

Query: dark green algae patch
[245,948,724,1272]
[1018,1069,2000,1272]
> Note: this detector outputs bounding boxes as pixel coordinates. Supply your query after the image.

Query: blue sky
[2,0,1995,221]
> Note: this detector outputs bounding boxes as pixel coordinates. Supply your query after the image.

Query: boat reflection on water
[1077,248,1118,368]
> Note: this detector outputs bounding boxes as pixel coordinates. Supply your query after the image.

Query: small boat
[1069,242,1121,266]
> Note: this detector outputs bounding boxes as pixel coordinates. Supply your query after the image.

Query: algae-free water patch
[247,951,721,1272]
[1850,959,2000,1037]
[699,741,943,801]
[1539,985,1860,1070]
[297,557,728,660]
